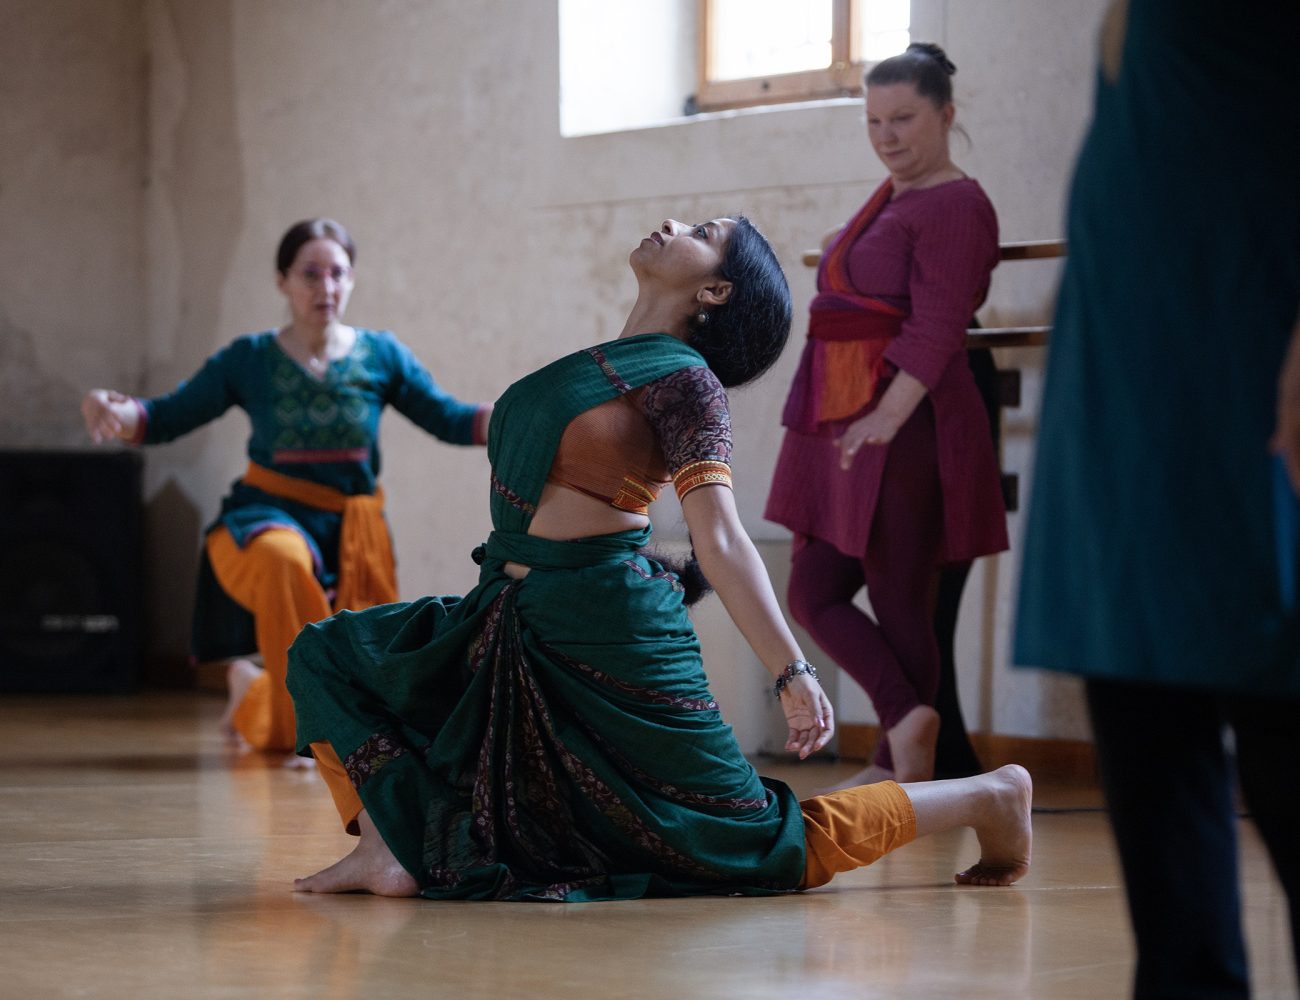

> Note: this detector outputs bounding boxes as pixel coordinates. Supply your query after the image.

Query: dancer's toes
[293,854,418,897]
[954,860,1028,886]
[293,811,419,897]
[955,764,1032,887]
[293,862,355,894]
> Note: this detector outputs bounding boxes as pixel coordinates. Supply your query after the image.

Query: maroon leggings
[787,401,943,743]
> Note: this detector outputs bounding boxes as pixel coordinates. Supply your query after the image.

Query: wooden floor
[0,693,1294,999]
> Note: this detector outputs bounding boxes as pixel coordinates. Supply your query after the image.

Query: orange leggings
[310,741,365,834]
[308,740,915,889]
[798,780,916,888]
[207,526,333,751]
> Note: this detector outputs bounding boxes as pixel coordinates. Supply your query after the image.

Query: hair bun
[906,41,956,75]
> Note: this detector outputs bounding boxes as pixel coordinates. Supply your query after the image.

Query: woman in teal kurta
[287,216,1034,902]
[82,218,489,752]
[135,326,484,583]
[1014,1,1300,993]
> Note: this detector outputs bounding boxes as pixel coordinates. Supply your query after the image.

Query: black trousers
[1087,678,1300,999]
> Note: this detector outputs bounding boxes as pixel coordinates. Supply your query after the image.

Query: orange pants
[310,741,364,833]
[207,526,333,751]
[799,780,917,888]
[308,739,915,890]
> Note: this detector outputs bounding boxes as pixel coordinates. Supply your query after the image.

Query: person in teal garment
[1014,2,1299,995]
[286,215,1033,902]
[81,218,491,756]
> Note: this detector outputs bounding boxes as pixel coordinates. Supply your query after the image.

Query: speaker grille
[0,450,142,693]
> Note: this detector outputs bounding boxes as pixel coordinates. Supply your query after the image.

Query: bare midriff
[503,483,650,580]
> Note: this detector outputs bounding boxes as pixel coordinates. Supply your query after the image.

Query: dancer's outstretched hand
[81,389,138,444]
[780,674,834,759]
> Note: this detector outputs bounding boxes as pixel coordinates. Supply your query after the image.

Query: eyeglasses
[293,264,353,287]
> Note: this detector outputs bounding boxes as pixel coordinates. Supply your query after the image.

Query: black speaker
[0,450,143,693]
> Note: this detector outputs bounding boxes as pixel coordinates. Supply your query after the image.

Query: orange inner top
[546,389,668,514]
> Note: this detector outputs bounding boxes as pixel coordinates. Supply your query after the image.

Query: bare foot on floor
[954,764,1033,887]
[282,754,317,770]
[218,658,261,740]
[294,811,419,897]
[887,705,940,783]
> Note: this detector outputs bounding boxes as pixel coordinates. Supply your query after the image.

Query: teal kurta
[1014,0,1300,696]
[287,335,807,901]
[137,329,481,660]
[140,329,481,581]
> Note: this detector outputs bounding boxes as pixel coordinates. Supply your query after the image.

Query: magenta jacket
[765,177,1009,563]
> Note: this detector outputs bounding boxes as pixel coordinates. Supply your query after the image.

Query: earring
[695,310,709,325]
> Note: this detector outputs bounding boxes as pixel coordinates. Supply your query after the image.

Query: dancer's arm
[381,332,492,446]
[681,483,833,759]
[83,338,249,446]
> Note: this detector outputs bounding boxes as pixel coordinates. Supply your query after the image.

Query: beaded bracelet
[772,659,818,698]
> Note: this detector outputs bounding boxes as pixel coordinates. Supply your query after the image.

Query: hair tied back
[906,41,957,75]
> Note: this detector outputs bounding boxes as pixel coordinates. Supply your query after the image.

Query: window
[559,0,697,136]
[695,0,910,113]
[557,0,925,137]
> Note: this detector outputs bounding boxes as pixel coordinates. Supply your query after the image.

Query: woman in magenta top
[765,43,1007,784]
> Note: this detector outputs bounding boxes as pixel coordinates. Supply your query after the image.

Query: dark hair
[685,216,792,389]
[865,41,956,109]
[663,216,792,606]
[275,218,357,275]
[646,545,714,606]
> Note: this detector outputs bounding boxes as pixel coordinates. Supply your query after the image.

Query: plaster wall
[0,0,146,444]
[2,0,1110,750]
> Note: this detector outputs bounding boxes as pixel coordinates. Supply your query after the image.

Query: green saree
[288,334,807,901]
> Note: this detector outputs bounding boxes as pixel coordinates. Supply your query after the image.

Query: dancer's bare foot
[294,811,419,897]
[283,754,317,770]
[218,658,261,740]
[954,764,1033,887]
[886,705,940,783]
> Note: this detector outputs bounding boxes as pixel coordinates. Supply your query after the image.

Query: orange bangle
[673,460,731,500]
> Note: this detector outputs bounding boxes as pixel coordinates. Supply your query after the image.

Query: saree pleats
[290,531,806,900]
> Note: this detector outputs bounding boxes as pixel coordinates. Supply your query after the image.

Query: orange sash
[815,179,907,422]
[821,178,896,296]
[241,462,398,612]
[782,180,908,431]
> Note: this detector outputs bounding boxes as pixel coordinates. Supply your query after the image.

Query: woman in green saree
[287,216,1032,901]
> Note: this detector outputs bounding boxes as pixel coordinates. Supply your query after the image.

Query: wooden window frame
[695,0,867,113]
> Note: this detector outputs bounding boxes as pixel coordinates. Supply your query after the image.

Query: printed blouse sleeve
[641,365,734,501]
[382,333,488,445]
[137,341,243,444]
[882,187,999,391]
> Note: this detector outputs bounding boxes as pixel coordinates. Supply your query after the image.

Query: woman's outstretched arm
[681,483,833,758]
